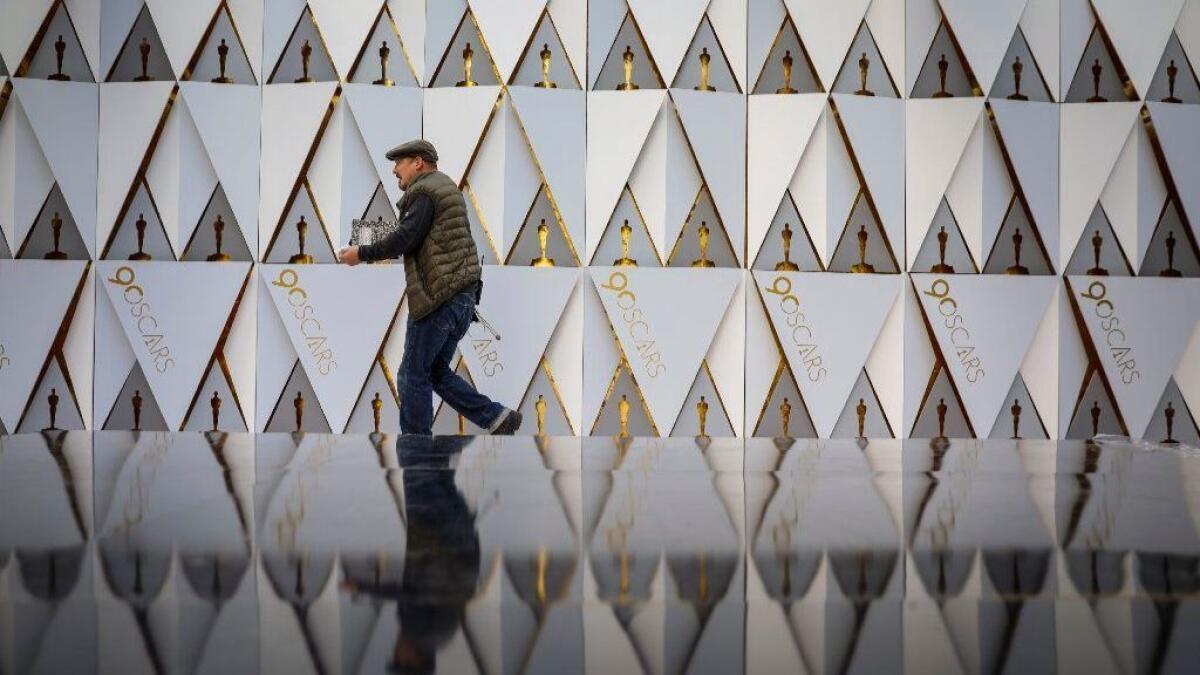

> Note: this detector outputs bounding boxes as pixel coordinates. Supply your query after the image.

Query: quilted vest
[399,170,482,321]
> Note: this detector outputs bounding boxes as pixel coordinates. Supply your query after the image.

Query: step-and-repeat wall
[1,0,1198,440]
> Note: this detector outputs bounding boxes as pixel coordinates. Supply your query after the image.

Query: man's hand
[337,246,361,266]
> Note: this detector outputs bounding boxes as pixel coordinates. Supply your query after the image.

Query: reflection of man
[342,436,479,674]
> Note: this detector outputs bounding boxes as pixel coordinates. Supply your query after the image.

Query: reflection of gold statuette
[1087,59,1106,103]
[1007,227,1029,275]
[616,46,639,91]
[1162,402,1178,443]
[371,392,383,433]
[776,50,797,94]
[1089,400,1101,438]
[129,213,152,261]
[850,224,875,273]
[289,216,315,264]
[696,395,709,438]
[534,44,557,88]
[536,394,547,436]
[295,40,315,83]
[374,41,395,86]
[44,211,68,260]
[1160,230,1182,277]
[531,219,555,267]
[132,390,143,431]
[691,221,716,267]
[935,398,948,439]
[614,220,638,266]
[210,391,221,432]
[1011,398,1022,439]
[1007,56,1028,101]
[775,223,799,271]
[49,35,70,81]
[293,391,305,432]
[212,39,234,83]
[855,52,874,96]
[618,394,631,437]
[932,54,952,98]
[45,388,61,431]
[856,398,867,438]
[930,225,954,273]
[1164,60,1182,103]
[1087,229,1108,276]
[694,48,716,92]
[780,397,792,437]
[207,214,232,261]
[134,38,153,81]
[456,42,477,87]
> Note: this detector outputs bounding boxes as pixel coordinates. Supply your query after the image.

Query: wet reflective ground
[1,432,1198,674]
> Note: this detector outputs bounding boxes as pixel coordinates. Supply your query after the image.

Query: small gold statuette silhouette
[1087,58,1107,103]
[779,397,792,438]
[531,219,555,267]
[49,35,70,81]
[371,392,383,433]
[212,39,234,83]
[129,213,152,261]
[1087,230,1109,276]
[850,224,875,273]
[1007,227,1030,275]
[691,221,716,267]
[210,391,221,432]
[1089,400,1101,438]
[374,41,395,86]
[134,37,153,81]
[456,42,477,87]
[1162,402,1178,444]
[617,46,639,91]
[932,54,952,98]
[694,47,716,92]
[935,398,948,440]
[775,223,800,271]
[1010,398,1022,439]
[295,40,315,83]
[534,44,557,88]
[44,211,68,260]
[289,216,315,264]
[856,398,868,438]
[696,395,710,438]
[855,52,874,96]
[293,391,305,432]
[776,50,797,94]
[618,394,631,437]
[207,214,232,261]
[1007,56,1028,101]
[1164,59,1182,103]
[44,388,61,430]
[614,219,638,266]
[930,225,954,273]
[132,389,143,431]
[536,394,548,436]
[1160,230,1182,277]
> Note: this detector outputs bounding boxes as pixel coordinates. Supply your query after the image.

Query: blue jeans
[398,285,504,435]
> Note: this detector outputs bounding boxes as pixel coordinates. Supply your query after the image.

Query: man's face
[392,156,423,190]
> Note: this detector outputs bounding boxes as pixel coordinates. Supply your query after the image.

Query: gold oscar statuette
[49,35,70,81]
[129,213,152,261]
[210,391,221,432]
[930,225,954,273]
[371,392,383,433]
[696,395,710,438]
[456,42,477,87]
[531,219,555,267]
[614,219,638,266]
[207,214,232,261]
[212,39,234,83]
[694,47,716,92]
[44,388,60,431]
[1007,227,1030,275]
[44,211,68,260]
[691,221,716,267]
[1087,230,1109,276]
[536,394,548,436]
[374,41,395,86]
[295,40,315,83]
[1160,230,1182,277]
[780,397,792,438]
[856,398,867,438]
[1162,402,1178,443]
[1087,59,1107,103]
[293,391,305,432]
[1089,400,1101,439]
[1007,56,1028,101]
[1011,398,1022,439]
[775,223,800,271]
[932,54,952,98]
[776,50,797,94]
[132,390,143,431]
[534,44,557,88]
[855,52,874,96]
[289,215,315,264]
[1164,59,1182,103]
[935,398,948,440]
[616,46,639,91]
[850,224,875,273]
[134,37,153,81]
[618,394,631,437]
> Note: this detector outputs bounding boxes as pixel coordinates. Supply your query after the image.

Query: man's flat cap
[385,139,438,163]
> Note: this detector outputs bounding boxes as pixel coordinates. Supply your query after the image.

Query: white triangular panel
[98,261,249,430]
[991,99,1059,265]
[510,87,586,249]
[343,84,423,207]
[67,0,102,79]
[465,96,542,254]
[259,82,337,250]
[786,0,871,90]
[145,93,217,254]
[548,0,586,88]
[943,117,987,264]
[832,94,905,258]
[589,267,740,433]
[263,264,406,432]
[627,0,709,83]
[422,85,501,185]
[1068,276,1200,437]
[912,274,1055,433]
[1146,102,1200,241]
[99,0,142,78]
[1093,0,1185,96]
[229,0,265,82]
[628,98,702,261]
[262,0,307,80]
[98,83,174,248]
[146,0,222,77]
[0,261,86,430]
[705,271,746,435]
[469,0,547,81]
[939,0,1029,92]
[0,0,55,72]
[753,271,900,437]
[748,94,826,264]
[672,89,746,265]
[308,0,380,78]
[337,103,383,245]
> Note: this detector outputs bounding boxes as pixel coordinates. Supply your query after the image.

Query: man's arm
[357,194,435,263]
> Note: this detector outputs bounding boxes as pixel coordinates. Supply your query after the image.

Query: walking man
[337,139,522,435]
